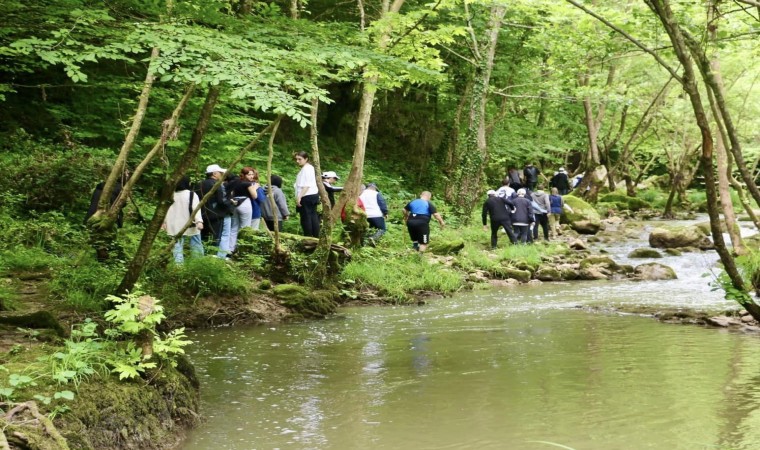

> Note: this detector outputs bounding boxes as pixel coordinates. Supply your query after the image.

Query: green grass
[0,247,61,273]
[341,251,462,302]
[48,259,122,311]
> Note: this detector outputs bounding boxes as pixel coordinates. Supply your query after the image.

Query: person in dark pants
[293,151,320,237]
[531,188,551,241]
[482,190,516,249]
[321,171,343,208]
[523,163,540,191]
[550,167,571,195]
[403,191,445,253]
[508,167,522,190]
[511,189,535,243]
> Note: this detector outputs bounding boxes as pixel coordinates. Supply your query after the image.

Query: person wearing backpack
[163,176,204,264]
[531,187,551,241]
[196,164,231,253]
[228,167,265,253]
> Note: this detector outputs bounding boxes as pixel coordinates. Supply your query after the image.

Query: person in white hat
[196,163,231,254]
[482,189,516,249]
[321,171,343,208]
[550,167,570,195]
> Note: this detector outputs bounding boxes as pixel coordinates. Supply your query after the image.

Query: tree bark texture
[117,86,220,295]
[452,4,506,222]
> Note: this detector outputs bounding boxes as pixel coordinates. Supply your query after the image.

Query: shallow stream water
[181,218,760,450]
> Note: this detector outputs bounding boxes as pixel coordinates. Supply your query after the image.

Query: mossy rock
[535,267,562,281]
[512,260,539,274]
[500,267,531,283]
[628,248,663,258]
[649,226,713,249]
[579,256,620,271]
[55,363,200,449]
[694,221,726,235]
[0,310,65,337]
[634,263,677,280]
[560,267,580,280]
[428,239,465,255]
[599,193,629,204]
[272,284,336,318]
[664,248,682,256]
[562,196,601,234]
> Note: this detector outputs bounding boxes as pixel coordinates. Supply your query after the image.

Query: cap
[205,164,226,174]
[517,188,526,196]
[487,190,496,196]
[322,171,339,179]
[559,167,566,173]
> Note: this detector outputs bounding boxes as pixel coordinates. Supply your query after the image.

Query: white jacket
[164,190,202,236]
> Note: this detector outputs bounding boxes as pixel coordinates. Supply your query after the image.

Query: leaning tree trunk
[116,87,220,295]
[452,4,507,222]
[646,0,760,320]
[307,98,340,288]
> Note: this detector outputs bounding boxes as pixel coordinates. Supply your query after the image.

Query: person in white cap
[511,188,535,243]
[321,171,343,208]
[482,189,516,249]
[550,167,571,195]
[196,163,232,253]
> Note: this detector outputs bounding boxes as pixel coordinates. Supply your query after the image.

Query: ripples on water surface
[182,218,760,450]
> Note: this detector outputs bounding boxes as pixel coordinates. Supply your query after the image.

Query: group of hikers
[156,156,573,262]
[482,164,574,249]
[161,151,447,262]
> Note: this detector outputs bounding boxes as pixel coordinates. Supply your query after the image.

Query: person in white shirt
[293,151,320,237]
[359,182,388,246]
[163,176,204,263]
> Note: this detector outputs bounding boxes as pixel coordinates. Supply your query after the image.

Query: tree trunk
[715,127,744,254]
[307,98,339,288]
[452,4,507,222]
[88,47,160,261]
[116,86,220,295]
[333,0,406,223]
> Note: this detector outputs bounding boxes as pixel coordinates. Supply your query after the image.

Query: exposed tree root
[1,401,70,450]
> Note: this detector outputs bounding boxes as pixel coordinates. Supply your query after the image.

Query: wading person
[293,151,320,237]
[403,191,444,253]
[482,190,516,249]
[359,182,388,246]
[163,176,204,264]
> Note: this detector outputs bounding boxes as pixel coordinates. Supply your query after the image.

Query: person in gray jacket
[261,174,290,232]
[531,187,552,241]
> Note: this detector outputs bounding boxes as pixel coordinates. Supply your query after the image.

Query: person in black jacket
[196,164,230,250]
[482,190,516,248]
[523,163,540,191]
[550,167,571,195]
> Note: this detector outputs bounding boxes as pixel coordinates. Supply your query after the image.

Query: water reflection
[182,292,760,450]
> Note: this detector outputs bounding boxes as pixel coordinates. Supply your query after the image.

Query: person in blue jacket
[403,191,445,253]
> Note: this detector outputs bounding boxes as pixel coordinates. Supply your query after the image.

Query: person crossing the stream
[403,191,445,253]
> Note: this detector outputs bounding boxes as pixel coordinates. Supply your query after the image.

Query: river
[181,219,760,450]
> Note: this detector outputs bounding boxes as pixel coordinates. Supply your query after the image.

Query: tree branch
[563,0,683,84]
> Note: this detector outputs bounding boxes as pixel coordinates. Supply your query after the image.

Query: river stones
[568,239,588,250]
[633,262,677,281]
[499,267,531,283]
[598,193,651,212]
[562,196,601,235]
[648,226,713,250]
[628,248,663,258]
[535,267,562,281]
